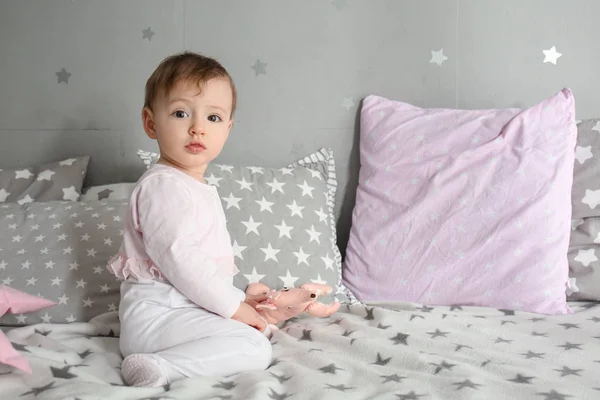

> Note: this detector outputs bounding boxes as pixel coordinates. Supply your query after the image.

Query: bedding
[0,200,127,326]
[0,286,55,373]
[1,301,598,399]
[0,156,90,204]
[343,89,576,315]
[568,118,600,301]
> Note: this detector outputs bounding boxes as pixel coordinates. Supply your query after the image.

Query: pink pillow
[0,285,56,373]
[343,89,576,315]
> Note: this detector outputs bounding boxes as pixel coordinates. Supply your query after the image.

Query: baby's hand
[232,302,267,332]
[244,293,269,308]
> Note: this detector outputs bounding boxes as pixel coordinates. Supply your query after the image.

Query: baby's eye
[282,287,289,292]
[172,110,189,118]
[208,114,222,123]
[285,306,293,310]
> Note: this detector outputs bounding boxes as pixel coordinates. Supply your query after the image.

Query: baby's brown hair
[144,51,237,118]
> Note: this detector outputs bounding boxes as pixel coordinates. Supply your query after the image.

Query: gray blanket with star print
[1,301,599,399]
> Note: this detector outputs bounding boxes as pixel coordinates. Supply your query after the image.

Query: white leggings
[118,279,272,382]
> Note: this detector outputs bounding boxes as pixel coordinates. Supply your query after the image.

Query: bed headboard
[1,1,598,255]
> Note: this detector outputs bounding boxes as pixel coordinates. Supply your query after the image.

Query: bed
[2,301,599,399]
[2,94,600,400]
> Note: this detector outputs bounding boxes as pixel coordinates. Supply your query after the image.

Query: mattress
[2,301,599,399]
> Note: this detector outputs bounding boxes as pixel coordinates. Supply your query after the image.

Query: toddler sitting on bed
[107,52,272,387]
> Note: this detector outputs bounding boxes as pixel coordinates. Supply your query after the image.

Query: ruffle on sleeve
[107,254,165,281]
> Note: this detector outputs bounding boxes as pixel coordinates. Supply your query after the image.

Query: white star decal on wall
[331,0,348,10]
[341,97,355,111]
[429,49,448,66]
[542,46,562,65]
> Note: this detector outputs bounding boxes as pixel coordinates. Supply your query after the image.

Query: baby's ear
[225,118,233,138]
[142,107,157,139]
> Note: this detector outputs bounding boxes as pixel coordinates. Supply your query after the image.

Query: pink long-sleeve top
[108,163,246,319]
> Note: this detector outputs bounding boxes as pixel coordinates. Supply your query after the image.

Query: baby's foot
[121,354,168,387]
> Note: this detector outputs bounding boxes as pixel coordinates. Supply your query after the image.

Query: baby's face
[148,78,234,178]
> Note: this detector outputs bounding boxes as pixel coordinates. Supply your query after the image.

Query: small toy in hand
[245,282,341,338]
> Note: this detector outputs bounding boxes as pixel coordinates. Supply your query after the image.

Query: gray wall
[1,0,599,254]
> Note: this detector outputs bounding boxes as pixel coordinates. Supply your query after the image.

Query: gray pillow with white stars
[0,200,126,325]
[0,156,90,204]
[567,119,600,301]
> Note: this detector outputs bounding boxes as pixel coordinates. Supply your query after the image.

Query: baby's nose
[189,121,205,135]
